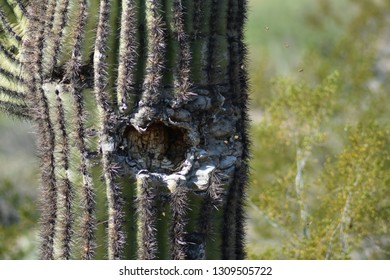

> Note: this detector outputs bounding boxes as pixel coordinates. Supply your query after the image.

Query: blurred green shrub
[247,0,390,259]
[0,178,38,259]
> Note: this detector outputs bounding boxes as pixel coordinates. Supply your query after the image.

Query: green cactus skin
[0,0,249,260]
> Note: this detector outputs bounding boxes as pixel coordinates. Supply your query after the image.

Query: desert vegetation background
[1,0,389,259]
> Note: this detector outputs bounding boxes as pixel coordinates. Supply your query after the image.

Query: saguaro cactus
[0,0,249,259]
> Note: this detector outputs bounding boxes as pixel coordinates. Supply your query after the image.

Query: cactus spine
[0,0,249,259]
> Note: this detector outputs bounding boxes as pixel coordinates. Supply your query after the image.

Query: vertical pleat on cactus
[136,174,158,259]
[93,0,125,260]
[117,0,137,114]
[22,0,58,260]
[171,0,191,103]
[0,0,249,259]
[65,0,97,260]
[54,89,74,260]
[169,183,188,260]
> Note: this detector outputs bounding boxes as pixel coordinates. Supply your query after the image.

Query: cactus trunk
[0,0,249,259]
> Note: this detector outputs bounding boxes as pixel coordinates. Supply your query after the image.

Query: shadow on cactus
[0,0,250,259]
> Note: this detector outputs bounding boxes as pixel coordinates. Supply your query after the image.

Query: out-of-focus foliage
[313,123,390,259]
[268,71,339,148]
[247,0,390,259]
[0,117,38,259]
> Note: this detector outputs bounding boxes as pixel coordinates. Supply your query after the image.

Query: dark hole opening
[125,122,189,172]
